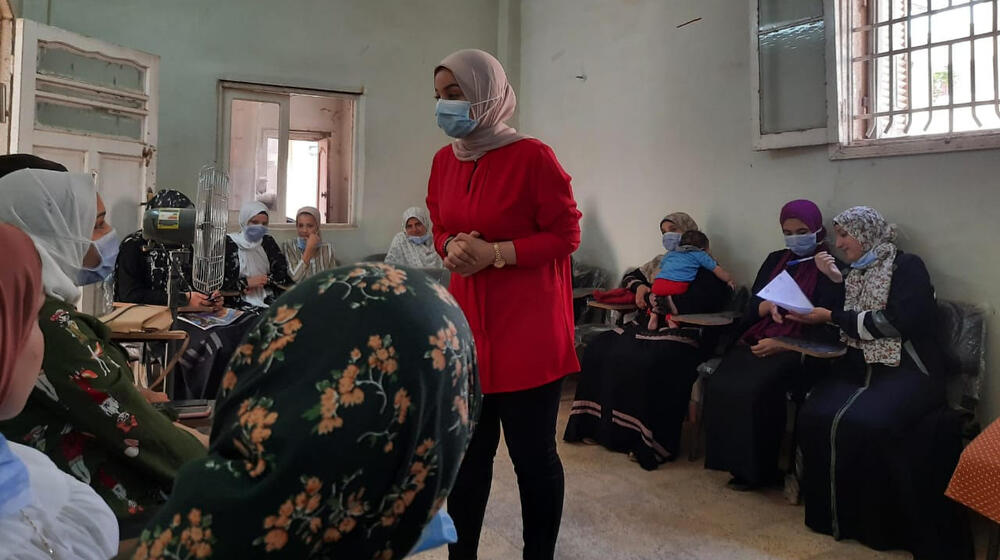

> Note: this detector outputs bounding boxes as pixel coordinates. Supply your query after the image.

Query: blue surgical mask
[435,99,478,138]
[662,231,682,252]
[408,233,431,245]
[76,228,120,286]
[851,248,879,269]
[784,230,820,257]
[296,237,307,250]
[0,434,30,516]
[244,224,268,243]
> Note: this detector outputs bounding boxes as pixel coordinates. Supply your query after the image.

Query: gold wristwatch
[492,242,506,269]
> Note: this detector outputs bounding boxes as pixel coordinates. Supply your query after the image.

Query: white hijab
[387,207,442,269]
[402,206,431,231]
[228,201,271,307]
[0,169,97,304]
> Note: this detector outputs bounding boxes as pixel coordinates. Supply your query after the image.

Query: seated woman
[794,207,970,559]
[127,264,480,559]
[223,201,294,310]
[281,206,337,282]
[115,189,256,400]
[704,199,844,490]
[0,224,118,559]
[564,212,732,470]
[0,166,207,539]
[115,189,219,309]
[385,207,444,269]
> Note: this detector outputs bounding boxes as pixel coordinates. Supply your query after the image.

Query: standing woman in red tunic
[426,49,582,560]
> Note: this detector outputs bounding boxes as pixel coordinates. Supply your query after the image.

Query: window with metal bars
[837,0,1000,156]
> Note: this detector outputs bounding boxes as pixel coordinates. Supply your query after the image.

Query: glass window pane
[759,0,822,28]
[759,20,828,134]
[228,99,280,214]
[37,81,146,110]
[35,100,142,140]
[37,43,145,93]
[285,139,320,222]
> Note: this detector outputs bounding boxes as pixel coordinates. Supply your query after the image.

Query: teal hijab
[134,264,480,559]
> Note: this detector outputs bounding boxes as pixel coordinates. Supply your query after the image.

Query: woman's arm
[670,268,731,315]
[510,145,582,268]
[384,233,408,266]
[263,236,294,288]
[39,310,206,479]
[426,154,455,258]
[283,240,308,283]
[831,254,936,341]
[221,237,246,293]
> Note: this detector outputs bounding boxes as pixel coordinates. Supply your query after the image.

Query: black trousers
[448,378,565,560]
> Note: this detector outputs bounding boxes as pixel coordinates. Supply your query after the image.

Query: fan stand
[166,248,191,319]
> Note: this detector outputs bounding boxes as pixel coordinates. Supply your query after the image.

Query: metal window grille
[848,0,1000,142]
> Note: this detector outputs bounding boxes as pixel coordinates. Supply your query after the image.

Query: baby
[648,230,735,330]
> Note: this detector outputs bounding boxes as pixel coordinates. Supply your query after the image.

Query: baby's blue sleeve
[697,252,718,270]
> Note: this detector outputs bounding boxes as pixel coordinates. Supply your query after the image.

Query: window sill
[267,223,359,232]
[831,131,1000,160]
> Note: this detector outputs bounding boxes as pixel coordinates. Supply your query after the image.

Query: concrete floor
[415,380,987,560]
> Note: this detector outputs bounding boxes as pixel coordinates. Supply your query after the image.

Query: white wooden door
[10,19,158,314]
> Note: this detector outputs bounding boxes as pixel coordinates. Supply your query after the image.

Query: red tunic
[426,139,582,394]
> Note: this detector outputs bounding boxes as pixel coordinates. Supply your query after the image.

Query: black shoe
[726,476,757,492]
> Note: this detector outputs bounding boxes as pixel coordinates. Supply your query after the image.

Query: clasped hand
[444,232,495,277]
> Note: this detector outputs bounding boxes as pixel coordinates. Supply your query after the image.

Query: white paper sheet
[756,270,814,314]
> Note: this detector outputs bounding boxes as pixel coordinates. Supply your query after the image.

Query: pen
[786,256,815,267]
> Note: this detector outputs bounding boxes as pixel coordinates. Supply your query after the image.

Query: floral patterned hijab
[834,206,901,366]
[133,264,480,559]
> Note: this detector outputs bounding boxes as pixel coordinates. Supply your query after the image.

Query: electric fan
[191,166,229,294]
[141,166,229,313]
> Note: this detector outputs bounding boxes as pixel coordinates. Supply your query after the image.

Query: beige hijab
[437,49,530,161]
[638,212,701,281]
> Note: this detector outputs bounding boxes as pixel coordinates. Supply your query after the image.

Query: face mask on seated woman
[784,229,821,257]
[77,228,120,285]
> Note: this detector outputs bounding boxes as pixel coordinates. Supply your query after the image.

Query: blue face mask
[408,233,431,245]
[296,237,308,250]
[662,231,682,252]
[76,228,120,286]
[244,224,268,243]
[435,99,478,138]
[851,247,879,269]
[0,434,30,516]
[784,230,820,257]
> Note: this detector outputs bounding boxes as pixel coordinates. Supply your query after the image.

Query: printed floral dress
[131,264,480,559]
[0,298,206,536]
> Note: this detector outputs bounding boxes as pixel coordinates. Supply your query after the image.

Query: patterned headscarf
[146,189,194,210]
[834,206,901,366]
[0,153,67,178]
[436,49,531,161]
[133,264,480,559]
